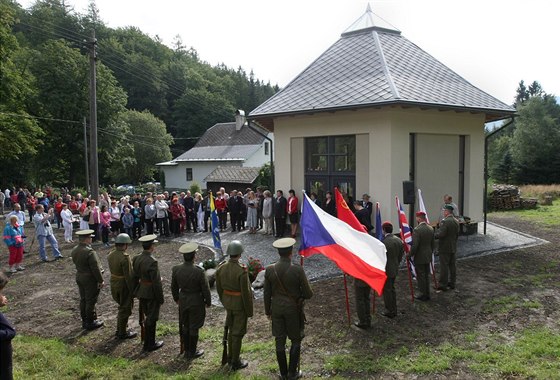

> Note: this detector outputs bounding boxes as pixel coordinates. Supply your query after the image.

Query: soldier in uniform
[409,211,435,301]
[216,240,253,370]
[132,234,164,351]
[107,233,137,339]
[71,229,104,330]
[381,222,404,318]
[436,205,460,291]
[171,242,211,359]
[353,277,371,329]
[264,238,313,380]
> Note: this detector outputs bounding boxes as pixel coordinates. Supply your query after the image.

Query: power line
[0,111,82,124]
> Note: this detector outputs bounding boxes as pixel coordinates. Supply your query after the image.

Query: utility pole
[88,28,99,201]
[83,117,90,194]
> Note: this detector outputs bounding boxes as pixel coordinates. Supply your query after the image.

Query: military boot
[188,334,204,359]
[276,349,288,379]
[230,336,248,370]
[144,325,164,352]
[288,344,302,379]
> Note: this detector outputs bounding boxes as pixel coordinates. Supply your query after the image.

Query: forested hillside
[0,0,278,187]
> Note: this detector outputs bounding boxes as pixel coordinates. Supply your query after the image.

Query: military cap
[443,204,454,212]
[76,229,95,237]
[179,242,198,254]
[382,221,393,229]
[138,234,158,243]
[415,211,426,217]
[272,237,296,250]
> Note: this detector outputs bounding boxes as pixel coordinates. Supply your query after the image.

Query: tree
[488,134,513,183]
[0,0,43,163]
[511,95,560,184]
[109,110,173,184]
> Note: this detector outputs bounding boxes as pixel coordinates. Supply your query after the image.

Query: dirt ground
[2,214,559,378]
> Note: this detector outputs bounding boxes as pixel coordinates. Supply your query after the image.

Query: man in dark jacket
[0,272,16,380]
[274,190,288,238]
[436,205,460,290]
[171,242,211,359]
[409,211,435,301]
[381,222,404,318]
[264,238,313,380]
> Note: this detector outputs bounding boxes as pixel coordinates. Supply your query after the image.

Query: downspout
[483,117,515,234]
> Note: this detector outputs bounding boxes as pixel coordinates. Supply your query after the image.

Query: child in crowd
[0,272,16,380]
[100,205,112,247]
[121,207,134,239]
[132,201,143,240]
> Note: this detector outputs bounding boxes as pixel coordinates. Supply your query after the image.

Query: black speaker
[403,181,415,204]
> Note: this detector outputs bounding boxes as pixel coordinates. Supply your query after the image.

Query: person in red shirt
[287,189,299,238]
[215,190,228,231]
[169,197,183,238]
[68,196,79,214]
[54,197,64,229]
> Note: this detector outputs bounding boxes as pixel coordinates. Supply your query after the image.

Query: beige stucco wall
[272,106,485,224]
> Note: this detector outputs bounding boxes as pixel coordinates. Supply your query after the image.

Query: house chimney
[235,109,246,131]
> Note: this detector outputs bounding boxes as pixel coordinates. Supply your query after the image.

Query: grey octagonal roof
[250,9,514,123]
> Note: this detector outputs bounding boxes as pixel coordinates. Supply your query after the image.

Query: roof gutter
[483,116,516,234]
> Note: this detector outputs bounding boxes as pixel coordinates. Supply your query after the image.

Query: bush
[190,182,201,196]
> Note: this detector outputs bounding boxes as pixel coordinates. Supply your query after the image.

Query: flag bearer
[381,222,404,318]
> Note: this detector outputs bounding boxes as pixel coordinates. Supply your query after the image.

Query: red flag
[334,188,368,233]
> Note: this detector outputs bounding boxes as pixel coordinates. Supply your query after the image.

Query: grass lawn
[490,200,560,226]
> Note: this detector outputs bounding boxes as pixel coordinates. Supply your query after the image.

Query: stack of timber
[489,184,521,210]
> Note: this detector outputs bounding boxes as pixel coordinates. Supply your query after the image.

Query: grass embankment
[325,327,560,378]
[491,184,560,226]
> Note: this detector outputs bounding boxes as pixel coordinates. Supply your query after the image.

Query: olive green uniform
[264,256,313,378]
[107,247,135,337]
[409,222,435,299]
[71,242,104,327]
[132,250,164,349]
[216,258,253,366]
[436,215,460,288]
[383,234,404,316]
[353,278,371,327]
[171,260,211,355]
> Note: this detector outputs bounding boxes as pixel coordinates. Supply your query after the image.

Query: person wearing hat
[107,233,137,339]
[71,229,105,330]
[440,194,460,221]
[409,211,435,301]
[171,242,211,359]
[381,222,404,318]
[132,234,164,351]
[264,238,313,380]
[435,205,460,291]
[215,240,253,370]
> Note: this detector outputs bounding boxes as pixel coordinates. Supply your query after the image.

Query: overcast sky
[17,0,559,105]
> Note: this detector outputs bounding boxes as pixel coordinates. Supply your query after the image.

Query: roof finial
[366,3,372,13]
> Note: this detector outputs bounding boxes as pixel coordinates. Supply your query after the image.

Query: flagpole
[372,290,376,314]
[343,274,351,325]
[430,261,439,289]
[406,258,415,302]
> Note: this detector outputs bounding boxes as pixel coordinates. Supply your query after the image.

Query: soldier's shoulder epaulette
[239,263,248,271]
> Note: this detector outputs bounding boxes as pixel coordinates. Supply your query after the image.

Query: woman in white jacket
[262,190,274,235]
[60,203,74,243]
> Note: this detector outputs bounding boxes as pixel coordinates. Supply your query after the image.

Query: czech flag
[299,192,387,294]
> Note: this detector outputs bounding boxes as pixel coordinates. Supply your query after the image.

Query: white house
[249,6,515,224]
[157,121,273,190]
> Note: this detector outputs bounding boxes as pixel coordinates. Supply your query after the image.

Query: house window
[264,142,269,155]
[186,168,193,181]
[305,135,356,204]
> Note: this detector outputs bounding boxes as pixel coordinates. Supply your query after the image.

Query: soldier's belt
[140,280,153,285]
[223,289,241,296]
[111,274,125,279]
